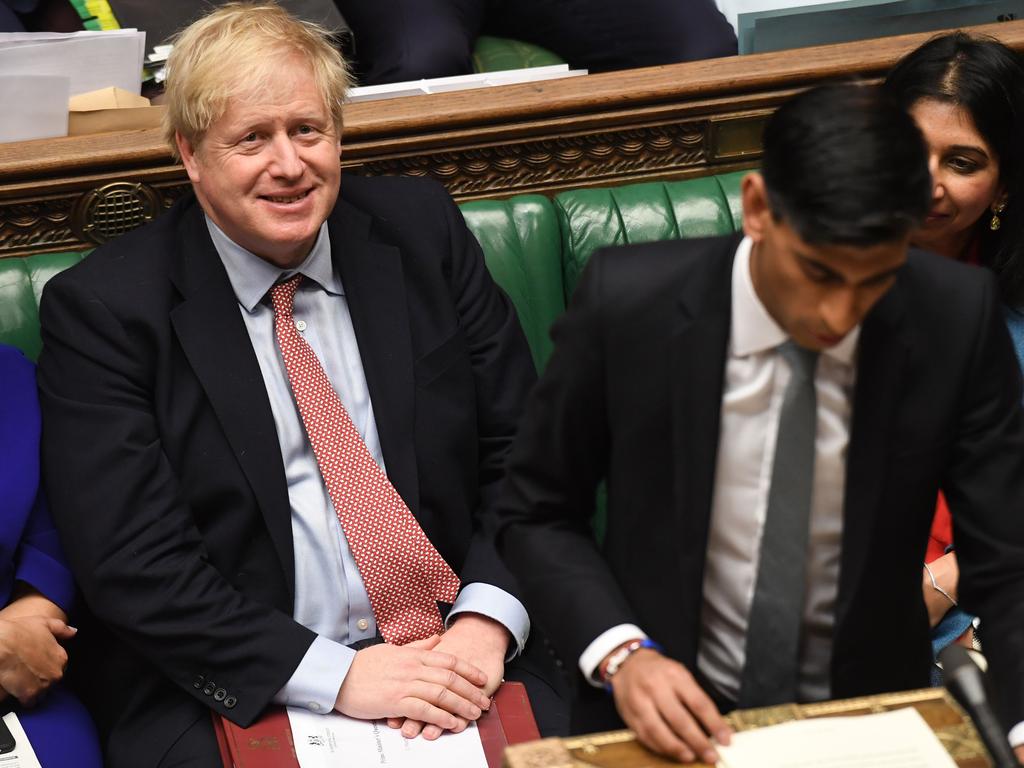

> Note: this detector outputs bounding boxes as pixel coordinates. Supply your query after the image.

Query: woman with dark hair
[0,344,102,767]
[885,31,1024,670]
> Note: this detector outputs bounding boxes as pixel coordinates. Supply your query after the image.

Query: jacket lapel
[836,282,910,626]
[669,236,736,660]
[328,200,420,514]
[168,202,296,597]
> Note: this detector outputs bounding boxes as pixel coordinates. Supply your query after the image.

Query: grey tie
[738,340,819,707]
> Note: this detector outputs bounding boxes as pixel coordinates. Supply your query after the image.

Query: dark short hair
[761,83,931,247]
[885,32,1024,305]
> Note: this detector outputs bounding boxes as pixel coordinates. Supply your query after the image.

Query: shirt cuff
[578,624,648,688]
[273,635,355,714]
[1008,720,1024,748]
[446,582,530,660]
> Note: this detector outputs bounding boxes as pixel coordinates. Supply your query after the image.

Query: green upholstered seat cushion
[460,195,566,372]
[555,171,746,301]
[0,251,88,361]
[472,35,565,73]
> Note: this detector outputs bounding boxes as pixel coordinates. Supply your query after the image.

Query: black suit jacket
[38,175,538,766]
[496,233,1024,733]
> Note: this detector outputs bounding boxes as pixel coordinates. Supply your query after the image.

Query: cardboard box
[68,86,164,135]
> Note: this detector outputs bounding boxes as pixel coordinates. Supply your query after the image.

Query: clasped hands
[0,612,76,707]
[334,613,508,741]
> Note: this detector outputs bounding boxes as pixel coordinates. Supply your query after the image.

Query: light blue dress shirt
[206,217,529,714]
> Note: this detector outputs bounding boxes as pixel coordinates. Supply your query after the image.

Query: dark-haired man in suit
[37,3,559,766]
[495,83,1024,764]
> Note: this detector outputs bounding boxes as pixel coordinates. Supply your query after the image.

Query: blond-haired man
[38,3,558,765]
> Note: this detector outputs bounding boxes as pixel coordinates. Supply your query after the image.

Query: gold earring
[990,202,1007,231]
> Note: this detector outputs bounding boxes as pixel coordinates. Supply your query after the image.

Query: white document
[714,0,846,31]
[287,707,488,768]
[347,64,587,103]
[716,707,958,768]
[0,712,43,768]
[0,75,69,143]
[0,30,146,97]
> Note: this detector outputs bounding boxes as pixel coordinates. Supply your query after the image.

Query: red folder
[213,681,540,768]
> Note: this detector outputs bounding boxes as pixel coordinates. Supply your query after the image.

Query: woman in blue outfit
[0,344,101,767]
[884,32,1024,672]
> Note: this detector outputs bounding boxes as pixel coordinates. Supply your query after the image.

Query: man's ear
[741,172,771,243]
[176,131,202,184]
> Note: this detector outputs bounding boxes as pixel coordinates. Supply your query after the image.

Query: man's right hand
[334,637,492,731]
[609,648,732,764]
[0,616,75,706]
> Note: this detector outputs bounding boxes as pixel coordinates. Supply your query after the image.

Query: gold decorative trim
[356,122,709,199]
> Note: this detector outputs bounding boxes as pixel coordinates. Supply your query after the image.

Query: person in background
[0,344,101,767]
[493,83,1024,764]
[335,0,736,85]
[884,31,1024,669]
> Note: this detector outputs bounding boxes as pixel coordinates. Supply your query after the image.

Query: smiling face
[909,98,1005,261]
[742,174,908,352]
[177,59,341,268]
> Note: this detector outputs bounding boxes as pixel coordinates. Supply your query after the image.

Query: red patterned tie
[270,275,460,645]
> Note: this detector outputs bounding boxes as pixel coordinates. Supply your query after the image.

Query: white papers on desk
[0,712,43,768]
[0,30,146,97]
[347,64,587,103]
[0,75,69,143]
[716,707,958,768]
[287,707,488,768]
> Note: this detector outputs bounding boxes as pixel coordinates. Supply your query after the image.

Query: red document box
[214,680,540,768]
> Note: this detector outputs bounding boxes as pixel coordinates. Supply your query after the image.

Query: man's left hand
[390,613,510,740]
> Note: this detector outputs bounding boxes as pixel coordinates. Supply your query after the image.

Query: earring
[990,202,1007,231]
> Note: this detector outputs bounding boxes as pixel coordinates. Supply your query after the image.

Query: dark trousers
[336,0,737,85]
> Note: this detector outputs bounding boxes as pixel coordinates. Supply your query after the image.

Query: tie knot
[270,274,303,320]
[778,339,818,380]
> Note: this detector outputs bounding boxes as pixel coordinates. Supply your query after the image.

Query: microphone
[939,644,1022,768]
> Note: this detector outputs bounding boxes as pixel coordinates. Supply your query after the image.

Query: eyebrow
[798,255,903,286]
[944,143,991,158]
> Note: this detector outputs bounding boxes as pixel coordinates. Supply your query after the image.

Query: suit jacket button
[214,688,227,702]
[203,682,216,696]
[193,675,205,689]
[224,696,237,709]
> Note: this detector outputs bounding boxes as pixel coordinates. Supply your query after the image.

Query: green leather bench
[0,172,746,368]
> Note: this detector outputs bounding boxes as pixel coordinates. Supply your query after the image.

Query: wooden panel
[503,688,991,767]
[2,20,1023,257]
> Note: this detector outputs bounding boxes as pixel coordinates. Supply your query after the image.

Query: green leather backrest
[0,252,87,361]
[472,35,565,73]
[555,171,746,301]
[460,195,566,372]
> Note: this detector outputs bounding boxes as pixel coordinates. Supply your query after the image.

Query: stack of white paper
[0,29,145,143]
[716,707,959,768]
[347,64,587,103]
[287,707,489,768]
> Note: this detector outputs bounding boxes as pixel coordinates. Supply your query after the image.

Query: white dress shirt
[580,236,858,704]
[207,218,530,714]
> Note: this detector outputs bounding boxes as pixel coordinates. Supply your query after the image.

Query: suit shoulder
[46,196,196,295]
[900,249,994,313]
[586,234,738,300]
[339,174,451,215]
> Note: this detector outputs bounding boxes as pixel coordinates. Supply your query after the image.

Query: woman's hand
[923,552,960,628]
[0,616,76,706]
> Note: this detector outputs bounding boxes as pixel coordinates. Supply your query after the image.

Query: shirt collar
[205,217,343,312]
[731,235,859,366]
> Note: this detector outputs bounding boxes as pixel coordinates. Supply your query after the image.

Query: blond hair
[162,1,351,157]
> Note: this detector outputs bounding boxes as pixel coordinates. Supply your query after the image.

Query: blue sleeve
[0,345,75,611]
